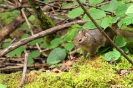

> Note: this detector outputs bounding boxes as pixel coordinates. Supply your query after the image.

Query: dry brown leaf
[60,60,74,71]
[26,71,35,83]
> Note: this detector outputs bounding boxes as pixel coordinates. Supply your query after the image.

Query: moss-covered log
[28,0,55,44]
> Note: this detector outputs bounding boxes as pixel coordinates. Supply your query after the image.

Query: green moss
[0,56,133,88]
[115,54,133,69]
[0,72,21,88]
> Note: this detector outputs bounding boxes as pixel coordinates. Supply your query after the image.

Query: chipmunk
[73,27,133,59]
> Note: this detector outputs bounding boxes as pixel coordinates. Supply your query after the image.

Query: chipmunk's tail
[116,29,133,39]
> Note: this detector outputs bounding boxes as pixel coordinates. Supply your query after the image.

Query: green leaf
[28,56,34,66]
[68,7,84,18]
[101,16,112,29]
[100,0,118,12]
[0,0,3,3]
[48,38,63,49]
[122,47,129,54]
[57,63,62,67]
[118,15,133,27]
[72,0,86,4]
[126,4,133,15]
[21,34,30,39]
[83,22,96,29]
[30,50,41,57]
[77,49,82,54]
[64,42,74,51]
[43,0,49,3]
[18,23,29,31]
[115,36,126,48]
[28,15,35,21]
[49,64,62,68]
[111,16,119,23]
[105,49,121,61]
[7,46,26,57]
[80,0,86,3]
[0,84,6,88]
[89,0,104,5]
[28,51,41,66]
[50,38,63,45]
[29,38,44,45]
[49,65,56,68]
[83,20,101,29]
[2,42,10,48]
[116,4,130,16]
[83,8,106,20]
[71,24,80,28]
[40,41,48,48]
[64,28,77,42]
[47,48,66,64]
[0,10,19,24]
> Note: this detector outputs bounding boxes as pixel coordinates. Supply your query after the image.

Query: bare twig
[18,1,28,87]
[18,51,28,88]
[0,5,31,13]
[21,8,31,28]
[0,20,86,58]
[0,63,50,71]
[76,0,133,65]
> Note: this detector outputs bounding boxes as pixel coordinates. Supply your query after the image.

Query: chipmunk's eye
[78,38,82,43]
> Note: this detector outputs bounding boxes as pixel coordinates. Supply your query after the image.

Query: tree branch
[76,0,133,65]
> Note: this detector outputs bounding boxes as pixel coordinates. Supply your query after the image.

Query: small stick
[0,63,50,71]
[18,51,29,88]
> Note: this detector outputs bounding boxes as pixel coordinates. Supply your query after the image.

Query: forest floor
[0,55,133,88]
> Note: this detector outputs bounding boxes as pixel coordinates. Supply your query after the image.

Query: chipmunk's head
[73,29,88,47]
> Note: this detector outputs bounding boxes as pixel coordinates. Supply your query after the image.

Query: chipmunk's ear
[82,29,88,37]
